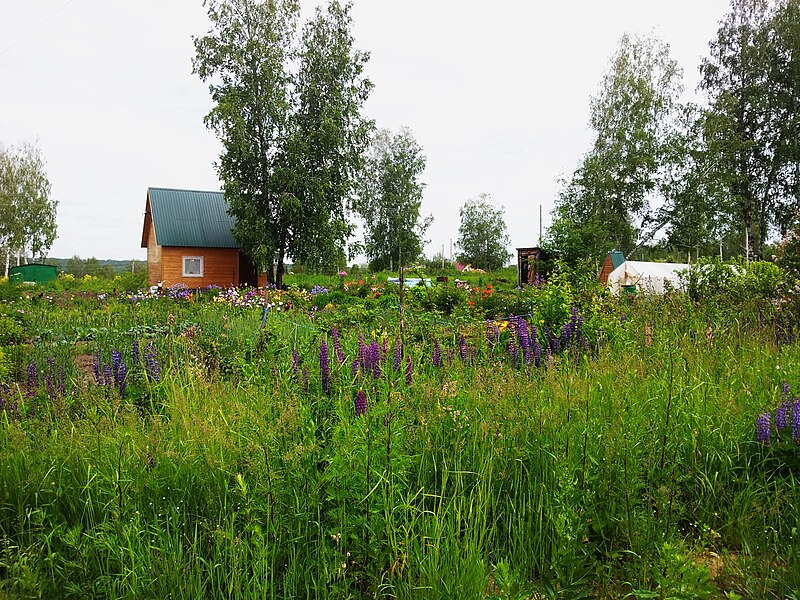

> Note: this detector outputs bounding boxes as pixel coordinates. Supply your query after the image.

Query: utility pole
[539,204,542,246]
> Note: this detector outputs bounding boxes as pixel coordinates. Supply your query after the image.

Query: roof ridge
[148,186,222,195]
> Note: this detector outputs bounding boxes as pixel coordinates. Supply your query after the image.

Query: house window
[182,256,204,278]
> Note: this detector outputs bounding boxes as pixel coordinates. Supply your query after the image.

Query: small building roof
[142,187,239,248]
[608,250,625,270]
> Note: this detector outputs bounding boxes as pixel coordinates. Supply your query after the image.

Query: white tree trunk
[4,249,9,278]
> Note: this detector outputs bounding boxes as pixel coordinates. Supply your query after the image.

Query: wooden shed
[516,247,550,287]
[141,187,258,288]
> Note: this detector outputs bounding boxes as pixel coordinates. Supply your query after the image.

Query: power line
[0,0,77,59]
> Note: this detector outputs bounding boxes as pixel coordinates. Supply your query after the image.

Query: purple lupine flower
[132,339,140,366]
[320,339,330,394]
[112,349,122,380]
[103,364,113,399]
[793,399,800,442]
[393,339,403,372]
[756,412,771,444]
[561,311,575,350]
[354,389,367,416]
[576,313,584,350]
[782,382,791,401]
[145,342,160,382]
[532,326,542,368]
[486,320,495,349]
[331,327,346,365]
[433,340,442,367]
[352,358,359,377]
[381,337,389,360]
[459,335,468,364]
[620,311,627,323]
[516,317,532,364]
[291,349,300,376]
[507,337,518,365]
[45,356,56,398]
[775,399,791,430]
[27,362,38,390]
[118,363,127,398]
[367,341,381,379]
[302,367,309,393]
[405,354,413,385]
[357,334,367,372]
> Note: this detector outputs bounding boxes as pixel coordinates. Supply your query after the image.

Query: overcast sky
[0,0,731,262]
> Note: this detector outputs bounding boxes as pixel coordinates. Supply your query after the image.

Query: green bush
[0,346,10,382]
[0,315,25,345]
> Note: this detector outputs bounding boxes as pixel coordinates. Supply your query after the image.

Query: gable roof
[142,187,239,248]
[608,250,625,270]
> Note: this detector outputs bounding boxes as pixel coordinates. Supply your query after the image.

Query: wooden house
[141,187,258,288]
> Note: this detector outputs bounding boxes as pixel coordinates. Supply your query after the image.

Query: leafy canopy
[356,128,430,272]
[456,194,511,271]
[193,0,372,286]
[0,142,57,271]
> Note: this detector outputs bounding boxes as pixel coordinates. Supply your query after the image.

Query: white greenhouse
[606,261,690,296]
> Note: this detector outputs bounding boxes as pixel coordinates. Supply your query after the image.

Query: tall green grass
[0,293,799,598]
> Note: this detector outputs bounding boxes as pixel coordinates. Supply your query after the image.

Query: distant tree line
[547,0,800,264]
[54,257,146,280]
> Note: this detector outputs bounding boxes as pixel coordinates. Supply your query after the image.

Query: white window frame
[182,256,204,278]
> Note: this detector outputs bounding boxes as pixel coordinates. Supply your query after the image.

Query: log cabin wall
[160,247,240,288]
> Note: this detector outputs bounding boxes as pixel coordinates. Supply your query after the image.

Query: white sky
[0,0,730,262]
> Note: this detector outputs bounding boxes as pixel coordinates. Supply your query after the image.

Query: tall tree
[456,194,511,271]
[700,0,773,260]
[193,0,371,287]
[699,0,800,259]
[546,33,683,263]
[356,128,430,272]
[0,142,57,275]
[281,1,373,273]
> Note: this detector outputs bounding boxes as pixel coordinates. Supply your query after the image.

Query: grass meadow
[0,264,799,599]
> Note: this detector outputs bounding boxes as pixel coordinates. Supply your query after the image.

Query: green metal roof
[148,187,239,248]
[609,251,625,269]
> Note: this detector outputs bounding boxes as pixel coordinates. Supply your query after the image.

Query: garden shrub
[0,346,9,382]
[0,315,25,345]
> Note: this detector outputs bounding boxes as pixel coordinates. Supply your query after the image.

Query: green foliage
[698,0,800,260]
[0,141,57,262]
[0,346,9,382]
[547,33,683,263]
[357,127,430,271]
[0,315,25,345]
[194,0,372,287]
[409,283,465,315]
[681,259,785,304]
[456,193,511,271]
[1,265,800,597]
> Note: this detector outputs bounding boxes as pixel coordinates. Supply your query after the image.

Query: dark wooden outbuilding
[516,247,549,287]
